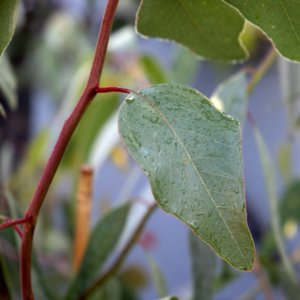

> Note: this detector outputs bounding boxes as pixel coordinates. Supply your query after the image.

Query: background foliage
[1,0,300,299]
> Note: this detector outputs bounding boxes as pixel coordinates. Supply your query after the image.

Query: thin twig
[95,86,132,94]
[13,225,23,239]
[80,203,157,299]
[0,217,29,231]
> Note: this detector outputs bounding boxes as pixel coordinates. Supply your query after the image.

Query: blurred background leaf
[0,0,19,56]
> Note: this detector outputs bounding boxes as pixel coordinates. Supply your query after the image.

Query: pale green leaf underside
[0,0,19,57]
[119,84,254,270]
[223,0,300,61]
[136,0,247,61]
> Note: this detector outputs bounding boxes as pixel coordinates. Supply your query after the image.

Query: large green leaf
[65,204,131,300]
[189,232,216,300]
[119,84,254,270]
[211,71,248,125]
[136,0,246,61]
[0,0,19,56]
[223,0,300,61]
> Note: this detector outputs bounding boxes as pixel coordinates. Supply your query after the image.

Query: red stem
[20,1,119,299]
[95,86,132,94]
[13,225,23,239]
[0,217,29,230]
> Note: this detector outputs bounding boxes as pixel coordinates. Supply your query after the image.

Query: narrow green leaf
[159,297,179,300]
[171,47,199,84]
[12,129,49,203]
[0,0,19,56]
[278,57,300,130]
[211,71,248,125]
[65,203,131,300]
[0,103,6,117]
[89,279,121,300]
[136,0,247,61]
[223,0,300,61]
[280,181,300,224]
[252,126,296,281]
[62,92,118,169]
[32,253,57,300]
[147,255,168,298]
[190,232,216,300]
[119,84,254,270]
[277,142,292,184]
[139,55,168,84]
[0,55,17,110]
[0,190,22,298]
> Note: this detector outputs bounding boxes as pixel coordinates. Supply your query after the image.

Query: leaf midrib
[135,90,248,265]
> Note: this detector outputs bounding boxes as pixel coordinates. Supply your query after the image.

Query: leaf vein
[279,0,300,45]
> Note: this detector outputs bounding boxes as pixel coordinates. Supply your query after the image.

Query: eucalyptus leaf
[280,181,300,224]
[277,142,292,184]
[0,0,19,56]
[119,84,254,270]
[0,55,17,111]
[65,203,131,300]
[32,252,57,300]
[136,0,246,61]
[139,54,168,84]
[62,92,119,169]
[88,279,121,300]
[278,57,300,130]
[253,125,296,281]
[223,0,300,61]
[171,47,199,84]
[0,190,21,298]
[190,232,216,300]
[0,103,5,117]
[211,71,248,125]
[147,255,168,298]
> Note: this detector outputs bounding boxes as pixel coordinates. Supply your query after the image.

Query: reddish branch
[95,86,132,94]
[0,217,29,231]
[10,0,121,298]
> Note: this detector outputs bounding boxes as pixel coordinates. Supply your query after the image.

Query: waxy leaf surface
[223,0,300,61]
[119,84,254,270]
[0,0,19,56]
[136,0,246,61]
